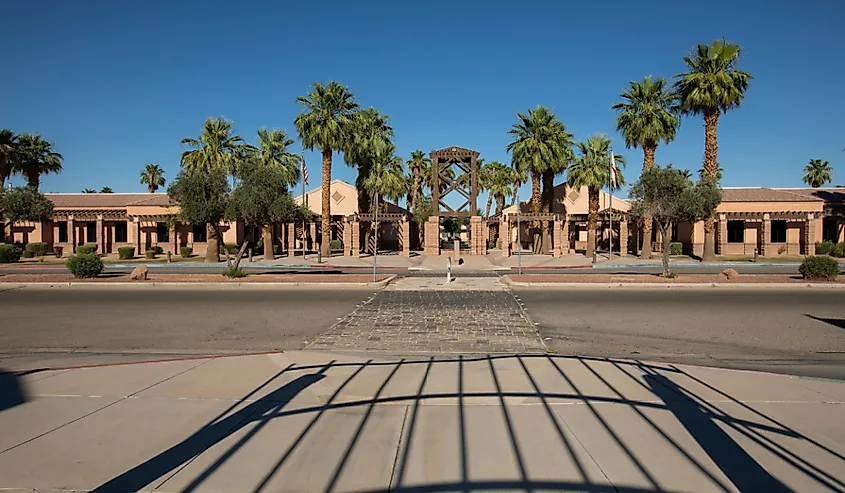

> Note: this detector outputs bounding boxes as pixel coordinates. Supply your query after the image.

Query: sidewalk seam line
[387,404,411,492]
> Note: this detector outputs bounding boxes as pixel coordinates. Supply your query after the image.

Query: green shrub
[223,266,247,278]
[145,250,156,259]
[66,253,104,278]
[25,242,49,256]
[53,245,63,258]
[152,245,164,255]
[273,245,280,255]
[798,256,840,281]
[118,246,135,260]
[815,240,835,255]
[669,242,683,256]
[663,271,678,279]
[330,239,342,250]
[180,246,193,257]
[488,240,497,249]
[833,242,845,258]
[75,244,97,255]
[21,250,34,258]
[219,243,239,255]
[0,245,22,263]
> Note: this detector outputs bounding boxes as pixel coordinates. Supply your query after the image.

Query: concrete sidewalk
[1,351,844,492]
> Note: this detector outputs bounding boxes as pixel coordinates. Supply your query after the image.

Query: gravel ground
[0,273,392,283]
[507,273,844,284]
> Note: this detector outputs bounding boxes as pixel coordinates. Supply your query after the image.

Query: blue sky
[3,0,844,202]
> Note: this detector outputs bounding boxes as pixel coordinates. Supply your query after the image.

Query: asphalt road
[512,287,845,379]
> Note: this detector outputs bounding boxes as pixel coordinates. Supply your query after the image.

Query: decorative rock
[130,264,148,281]
[721,268,740,281]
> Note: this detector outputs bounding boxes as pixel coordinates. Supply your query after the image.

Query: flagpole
[609,147,613,262]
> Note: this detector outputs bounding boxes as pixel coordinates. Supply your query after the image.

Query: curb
[503,279,845,289]
[0,275,397,289]
[510,265,592,270]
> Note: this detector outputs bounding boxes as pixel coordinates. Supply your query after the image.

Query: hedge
[180,246,193,257]
[25,242,50,256]
[816,240,836,256]
[75,244,97,255]
[0,245,22,263]
[833,242,845,258]
[145,250,157,259]
[118,246,135,260]
[66,253,104,278]
[53,245,64,258]
[798,256,840,281]
[151,245,164,255]
[330,239,342,250]
[669,242,683,256]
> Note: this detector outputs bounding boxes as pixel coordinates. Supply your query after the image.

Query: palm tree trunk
[485,193,493,219]
[26,172,39,190]
[531,169,542,253]
[542,169,554,213]
[320,148,332,257]
[262,225,274,260]
[640,144,657,259]
[586,186,599,259]
[205,223,219,263]
[495,193,505,216]
[701,110,720,262]
[412,169,421,215]
[511,179,521,206]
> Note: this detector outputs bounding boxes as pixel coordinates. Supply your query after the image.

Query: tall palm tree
[345,108,393,216]
[481,161,514,217]
[675,39,752,261]
[255,128,301,186]
[421,156,455,196]
[295,81,358,257]
[612,76,680,258]
[507,106,573,253]
[0,129,19,188]
[14,134,63,190]
[362,140,406,251]
[567,134,626,259]
[180,117,246,263]
[100,186,113,193]
[140,164,166,193]
[407,150,430,216]
[82,188,96,194]
[697,165,723,181]
[803,159,833,188]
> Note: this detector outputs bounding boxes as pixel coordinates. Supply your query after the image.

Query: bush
[66,253,104,278]
[0,245,22,263]
[273,245,280,255]
[833,242,845,258]
[488,240,497,249]
[816,240,835,255]
[219,243,239,255]
[668,242,683,256]
[798,256,840,281]
[75,244,97,255]
[145,250,156,259]
[330,239,342,250]
[21,250,34,258]
[53,245,63,258]
[152,245,164,255]
[25,242,49,256]
[180,246,193,258]
[118,246,135,260]
[223,266,247,278]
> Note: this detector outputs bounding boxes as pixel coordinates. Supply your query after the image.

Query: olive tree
[167,167,230,263]
[629,167,722,276]
[0,186,54,241]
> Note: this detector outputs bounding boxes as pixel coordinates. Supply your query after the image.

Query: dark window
[192,224,207,242]
[823,219,838,242]
[56,222,67,243]
[156,222,169,242]
[114,222,128,243]
[771,220,787,243]
[727,221,744,243]
[86,222,96,243]
[671,223,679,242]
[0,223,4,242]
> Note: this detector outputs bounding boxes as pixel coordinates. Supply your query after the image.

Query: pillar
[718,214,728,255]
[133,217,141,254]
[424,216,439,256]
[67,216,76,252]
[760,214,771,256]
[287,223,295,257]
[309,222,317,251]
[343,218,353,256]
[561,218,570,255]
[498,216,507,251]
[400,218,411,258]
[619,219,628,257]
[96,215,104,254]
[470,215,484,255]
[553,216,562,258]
[170,223,178,255]
[805,213,816,255]
[351,219,360,257]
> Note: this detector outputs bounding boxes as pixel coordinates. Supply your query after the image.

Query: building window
[156,222,169,243]
[770,220,787,243]
[671,223,679,242]
[114,222,128,243]
[727,220,744,243]
[0,223,4,243]
[823,219,838,242]
[56,221,67,243]
[192,224,207,242]
[86,222,96,243]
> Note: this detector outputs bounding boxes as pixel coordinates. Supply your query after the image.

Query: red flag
[302,159,309,186]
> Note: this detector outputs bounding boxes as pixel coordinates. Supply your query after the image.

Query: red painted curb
[510,265,593,270]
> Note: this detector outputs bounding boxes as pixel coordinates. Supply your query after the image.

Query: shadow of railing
[87,354,845,493]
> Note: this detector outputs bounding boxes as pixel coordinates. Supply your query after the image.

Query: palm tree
[14,134,63,190]
[697,165,723,181]
[507,106,573,253]
[100,186,113,193]
[422,156,455,196]
[295,81,358,257]
[255,128,301,186]
[0,129,19,188]
[82,188,96,194]
[140,164,166,193]
[567,134,626,259]
[675,39,752,261]
[482,161,515,217]
[407,150,430,216]
[612,76,680,258]
[803,159,833,188]
[362,140,406,251]
[345,108,393,216]
[181,117,246,263]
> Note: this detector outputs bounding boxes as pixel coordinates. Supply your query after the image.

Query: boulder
[129,264,148,281]
[721,268,740,281]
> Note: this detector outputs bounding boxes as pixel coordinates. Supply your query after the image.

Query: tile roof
[721,188,824,202]
[44,193,171,208]
[777,188,845,203]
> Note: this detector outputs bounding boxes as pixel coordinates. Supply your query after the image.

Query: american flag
[302,158,309,186]
[610,151,618,188]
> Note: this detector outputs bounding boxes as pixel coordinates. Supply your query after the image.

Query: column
[134,217,141,254]
[400,218,411,258]
[553,216,562,258]
[470,215,484,255]
[718,214,728,255]
[805,213,816,255]
[351,219,360,257]
[343,218,353,256]
[424,216,439,256]
[760,214,771,256]
[170,223,178,254]
[561,217,570,255]
[96,215,104,254]
[619,219,628,257]
[67,216,76,252]
[498,217,506,250]
[287,223,295,257]
[309,222,317,251]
